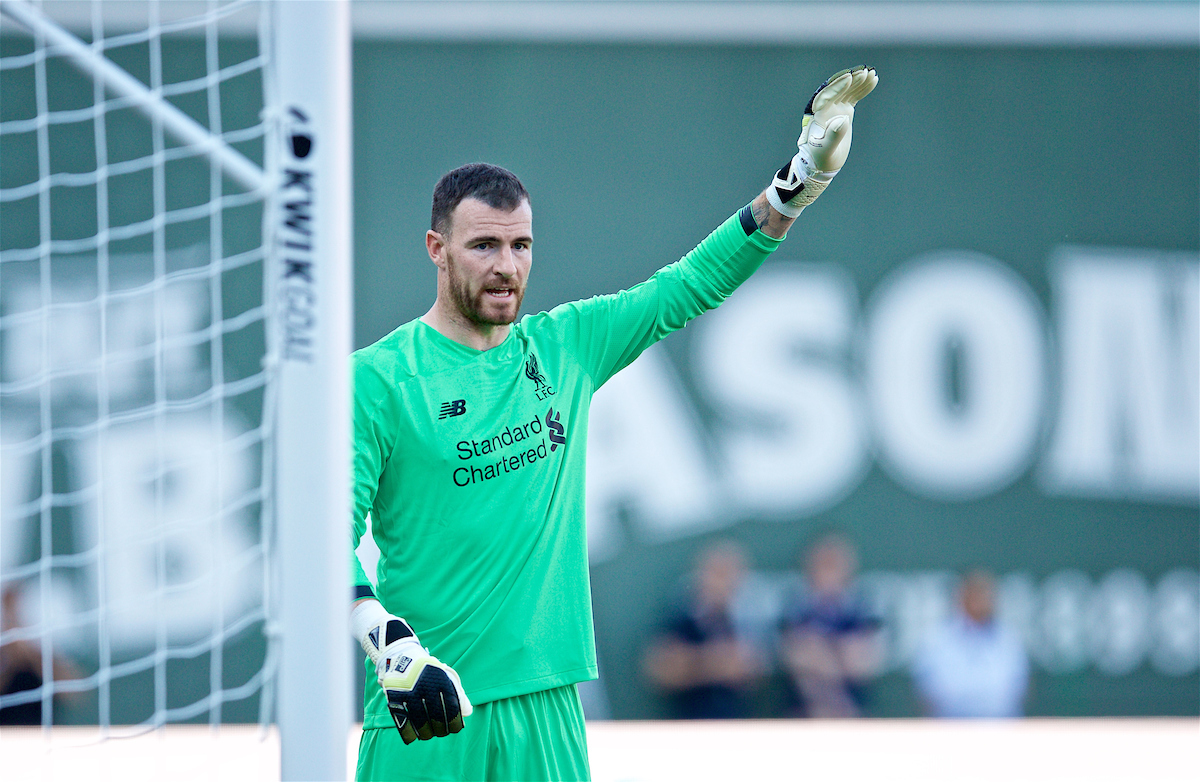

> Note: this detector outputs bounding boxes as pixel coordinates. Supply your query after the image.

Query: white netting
[0,0,276,735]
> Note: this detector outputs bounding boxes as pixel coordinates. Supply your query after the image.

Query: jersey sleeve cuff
[737,203,758,235]
[736,202,788,246]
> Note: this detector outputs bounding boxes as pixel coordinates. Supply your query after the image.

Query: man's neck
[420,303,511,352]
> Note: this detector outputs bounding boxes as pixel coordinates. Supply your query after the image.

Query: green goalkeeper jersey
[351,207,781,728]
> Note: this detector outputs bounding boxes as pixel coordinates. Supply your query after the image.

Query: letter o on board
[866,252,1046,500]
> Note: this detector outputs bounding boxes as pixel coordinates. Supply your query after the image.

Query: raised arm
[544,66,879,388]
[756,64,879,238]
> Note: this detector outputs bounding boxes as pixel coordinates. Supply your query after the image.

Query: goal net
[0,1,351,777]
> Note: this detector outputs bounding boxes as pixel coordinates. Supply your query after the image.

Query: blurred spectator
[643,541,765,718]
[781,533,882,718]
[911,570,1029,718]
[0,581,82,725]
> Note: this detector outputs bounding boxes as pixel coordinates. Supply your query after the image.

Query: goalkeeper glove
[766,65,878,218]
[352,600,472,744]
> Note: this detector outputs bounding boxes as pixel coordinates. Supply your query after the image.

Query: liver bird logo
[525,352,555,399]
[525,353,548,390]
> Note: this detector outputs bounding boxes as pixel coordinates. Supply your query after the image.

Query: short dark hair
[430,163,529,236]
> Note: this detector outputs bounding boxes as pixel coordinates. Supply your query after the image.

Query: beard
[445,257,525,326]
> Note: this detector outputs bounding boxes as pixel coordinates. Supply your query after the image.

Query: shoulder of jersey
[516,307,571,336]
[351,320,421,382]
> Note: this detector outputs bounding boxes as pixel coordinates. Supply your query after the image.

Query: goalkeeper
[351,65,878,781]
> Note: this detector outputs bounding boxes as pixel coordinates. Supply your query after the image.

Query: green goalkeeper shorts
[355,683,590,782]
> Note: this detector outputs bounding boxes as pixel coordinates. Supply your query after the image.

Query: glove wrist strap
[766,184,803,218]
[352,600,420,663]
[767,144,840,219]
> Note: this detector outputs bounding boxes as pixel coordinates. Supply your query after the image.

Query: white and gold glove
[767,65,878,218]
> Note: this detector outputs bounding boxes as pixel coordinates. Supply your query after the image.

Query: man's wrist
[765,186,802,219]
[751,192,796,239]
[352,600,421,664]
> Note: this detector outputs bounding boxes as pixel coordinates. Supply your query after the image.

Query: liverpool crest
[524,352,555,400]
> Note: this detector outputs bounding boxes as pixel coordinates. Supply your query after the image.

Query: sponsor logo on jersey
[524,352,555,400]
[438,399,467,419]
[450,408,567,487]
[545,408,566,451]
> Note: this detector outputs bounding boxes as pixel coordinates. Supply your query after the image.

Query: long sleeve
[349,356,398,602]
[537,205,784,388]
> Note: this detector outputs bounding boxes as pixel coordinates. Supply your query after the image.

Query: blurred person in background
[781,532,882,718]
[0,581,83,725]
[911,569,1029,718]
[643,541,766,718]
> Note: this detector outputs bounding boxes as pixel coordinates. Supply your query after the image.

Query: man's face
[431,197,533,327]
[807,539,855,597]
[960,573,996,624]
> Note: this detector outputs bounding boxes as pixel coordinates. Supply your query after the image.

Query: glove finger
[388,688,432,740]
[419,667,459,737]
[437,687,462,725]
[857,67,878,102]
[823,115,849,144]
[848,65,868,99]
[807,67,851,112]
[807,120,829,145]
[407,696,435,740]
[811,70,854,115]
[429,693,455,738]
[393,712,419,745]
[809,116,847,152]
[846,66,878,104]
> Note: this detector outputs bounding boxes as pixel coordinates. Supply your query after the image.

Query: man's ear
[426,229,447,270]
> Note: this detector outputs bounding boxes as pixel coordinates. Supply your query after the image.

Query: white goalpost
[0,1,351,778]
[270,3,353,780]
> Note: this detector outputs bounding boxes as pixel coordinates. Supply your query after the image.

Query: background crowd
[642,535,1029,720]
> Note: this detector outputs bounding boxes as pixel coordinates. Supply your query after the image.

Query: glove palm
[767,65,878,217]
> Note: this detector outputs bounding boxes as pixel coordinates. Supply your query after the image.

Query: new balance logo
[439,400,467,419]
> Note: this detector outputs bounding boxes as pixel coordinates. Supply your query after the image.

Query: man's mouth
[485,288,514,299]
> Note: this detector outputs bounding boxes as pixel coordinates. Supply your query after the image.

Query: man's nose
[494,245,517,277]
